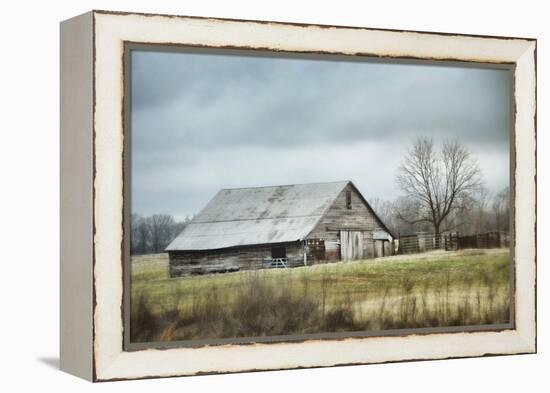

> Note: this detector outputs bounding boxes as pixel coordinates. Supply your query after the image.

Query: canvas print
[127,48,512,345]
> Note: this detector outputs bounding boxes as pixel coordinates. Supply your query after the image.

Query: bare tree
[370,198,396,234]
[459,186,491,234]
[492,186,510,232]
[130,213,142,254]
[149,214,176,253]
[135,215,151,254]
[130,213,192,255]
[371,197,426,236]
[396,137,482,238]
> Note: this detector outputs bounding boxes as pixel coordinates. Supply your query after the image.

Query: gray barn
[166,181,394,277]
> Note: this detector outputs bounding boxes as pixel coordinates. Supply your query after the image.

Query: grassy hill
[130,249,510,343]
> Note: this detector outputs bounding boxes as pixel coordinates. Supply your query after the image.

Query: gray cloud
[130,50,511,219]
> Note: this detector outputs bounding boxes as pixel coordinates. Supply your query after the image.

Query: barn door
[374,240,384,258]
[340,231,364,261]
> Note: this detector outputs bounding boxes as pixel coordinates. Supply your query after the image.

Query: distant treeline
[370,186,510,237]
[131,184,509,255]
[130,213,191,255]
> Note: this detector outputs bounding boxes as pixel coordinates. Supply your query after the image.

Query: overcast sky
[131,49,511,220]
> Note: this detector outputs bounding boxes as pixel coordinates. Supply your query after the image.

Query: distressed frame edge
[91,8,537,42]
[512,40,537,353]
[90,11,537,381]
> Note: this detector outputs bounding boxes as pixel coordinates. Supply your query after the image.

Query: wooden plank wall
[169,243,303,277]
[307,183,384,259]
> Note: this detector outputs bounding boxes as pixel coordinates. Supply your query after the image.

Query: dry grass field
[130,249,511,342]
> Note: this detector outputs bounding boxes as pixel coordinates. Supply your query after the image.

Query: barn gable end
[305,182,393,261]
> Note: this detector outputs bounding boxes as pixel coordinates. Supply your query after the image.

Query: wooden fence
[397,231,509,254]
[456,232,509,249]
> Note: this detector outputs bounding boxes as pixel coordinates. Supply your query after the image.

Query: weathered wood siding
[169,242,303,277]
[384,240,394,256]
[306,183,389,260]
[374,240,394,257]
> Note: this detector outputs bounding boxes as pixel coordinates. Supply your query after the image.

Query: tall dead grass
[130,268,510,342]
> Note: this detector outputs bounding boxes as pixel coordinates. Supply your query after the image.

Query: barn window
[271,246,286,259]
[346,191,352,209]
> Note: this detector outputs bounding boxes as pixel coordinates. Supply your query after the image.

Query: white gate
[340,230,364,261]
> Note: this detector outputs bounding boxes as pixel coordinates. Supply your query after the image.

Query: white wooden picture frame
[60,10,536,382]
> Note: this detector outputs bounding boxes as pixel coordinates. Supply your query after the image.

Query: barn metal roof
[166,181,349,251]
